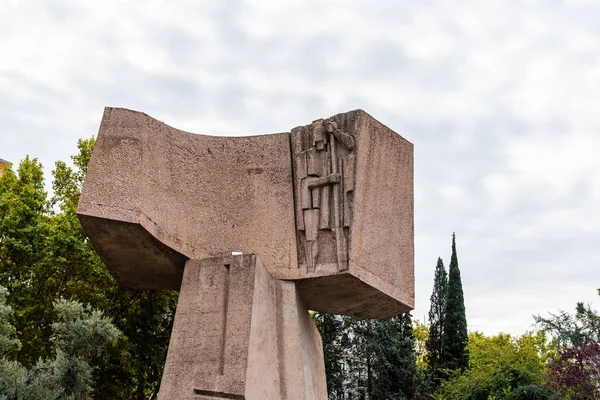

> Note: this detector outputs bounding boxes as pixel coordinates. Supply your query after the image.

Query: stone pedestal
[159,254,326,400]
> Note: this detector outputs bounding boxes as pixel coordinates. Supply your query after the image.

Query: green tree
[441,233,468,372]
[0,287,21,358]
[343,316,376,399]
[313,313,346,399]
[535,289,600,400]
[412,321,434,400]
[0,157,52,364]
[370,313,417,400]
[425,257,447,382]
[90,289,177,400]
[0,141,178,399]
[413,320,429,370]
[0,286,120,399]
[343,314,419,400]
[439,331,553,400]
[534,288,600,347]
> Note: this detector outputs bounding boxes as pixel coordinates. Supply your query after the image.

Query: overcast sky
[2,0,599,336]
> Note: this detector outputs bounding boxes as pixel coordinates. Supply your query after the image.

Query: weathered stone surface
[78,107,298,290]
[78,106,414,399]
[159,254,326,400]
[78,107,413,318]
[288,110,414,318]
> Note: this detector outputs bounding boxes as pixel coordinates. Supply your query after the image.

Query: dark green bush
[512,384,561,400]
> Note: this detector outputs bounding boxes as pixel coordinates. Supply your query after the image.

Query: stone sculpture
[77,108,414,399]
[294,119,355,273]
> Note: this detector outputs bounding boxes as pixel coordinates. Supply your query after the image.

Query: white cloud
[2,0,600,336]
[439,184,465,201]
[507,135,600,194]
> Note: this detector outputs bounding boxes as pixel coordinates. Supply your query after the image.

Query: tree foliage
[340,314,419,399]
[413,320,429,370]
[369,314,417,400]
[0,286,120,400]
[0,157,52,363]
[313,313,347,399]
[0,140,178,399]
[343,316,376,398]
[0,288,20,359]
[534,288,600,347]
[537,289,600,399]
[425,257,447,381]
[441,233,469,372]
[439,331,552,400]
[546,341,600,400]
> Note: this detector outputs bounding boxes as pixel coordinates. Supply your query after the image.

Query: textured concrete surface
[289,110,414,318]
[78,107,298,290]
[159,255,326,400]
[78,107,413,317]
[77,107,414,399]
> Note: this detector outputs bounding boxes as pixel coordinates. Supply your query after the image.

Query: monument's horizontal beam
[78,107,297,289]
[78,107,414,318]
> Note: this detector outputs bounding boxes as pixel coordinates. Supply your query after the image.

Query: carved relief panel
[292,119,356,273]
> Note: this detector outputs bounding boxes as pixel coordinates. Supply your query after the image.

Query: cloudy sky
[2,0,599,335]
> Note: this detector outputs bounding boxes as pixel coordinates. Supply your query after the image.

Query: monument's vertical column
[159,254,326,400]
[159,255,255,400]
[277,280,328,399]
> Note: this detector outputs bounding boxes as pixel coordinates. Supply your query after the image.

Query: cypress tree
[425,257,447,381]
[441,233,469,371]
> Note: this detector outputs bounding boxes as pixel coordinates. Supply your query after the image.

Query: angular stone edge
[158,254,327,400]
[79,214,187,289]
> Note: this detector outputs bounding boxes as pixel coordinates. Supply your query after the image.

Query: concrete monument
[77,108,414,399]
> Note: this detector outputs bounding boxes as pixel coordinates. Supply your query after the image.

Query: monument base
[159,255,327,400]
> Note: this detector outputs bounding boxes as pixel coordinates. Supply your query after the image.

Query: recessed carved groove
[194,389,245,399]
[218,264,231,375]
